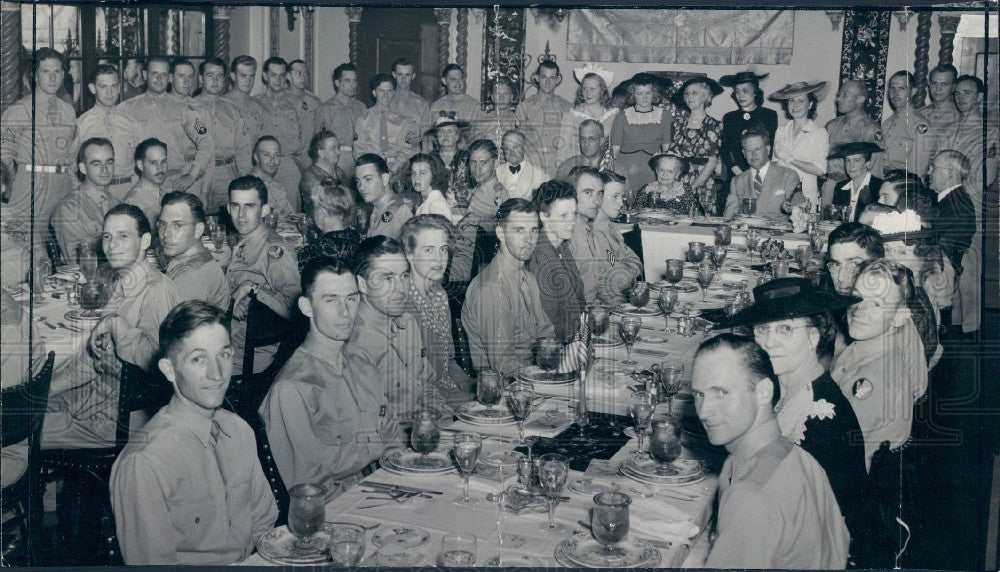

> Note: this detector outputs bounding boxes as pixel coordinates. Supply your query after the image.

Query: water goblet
[771,259,790,280]
[710,245,728,270]
[476,369,503,417]
[649,418,683,475]
[714,224,732,246]
[810,229,826,253]
[452,433,482,506]
[687,242,705,263]
[627,281,650,309]
[437,532,477,566]
[657,287,678,336]
[741,197,757,216]
[796,244,813,270]
[79,279,107,317]
[664,259,685,286]
[745,228,761,263]
[287,483,327,551]
[410,409,441,467]
[535,337,562,372]
[537,454,570,533]
[630,392,655,454]
[659,361,685,414]
[592,492,632,558]
[724,295,740,318]
[78,243,99,281]
[697,262,716,302]
[619,316,641,367]
[328,524,366,566]
[507,381,534,445]
[588,304,610,339]
[211,228,227,252]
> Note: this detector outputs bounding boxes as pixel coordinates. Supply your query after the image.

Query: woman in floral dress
[634,153,700,214]
[667,77,723,214]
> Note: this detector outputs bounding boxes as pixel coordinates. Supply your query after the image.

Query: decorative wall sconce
[530,8,569,30]
[894,8,914,31]
[825,10,843,32]
[285,5,315,32]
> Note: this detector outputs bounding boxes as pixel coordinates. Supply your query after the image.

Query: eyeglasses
[156,221,196,233]
[826,259,862,274]
[753,324,810,338]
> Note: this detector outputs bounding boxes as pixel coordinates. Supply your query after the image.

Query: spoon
[326,521,381,532]
[628,486,655,499]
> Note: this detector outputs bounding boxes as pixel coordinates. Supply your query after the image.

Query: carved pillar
[346,7,362,65]
[434,8,452,71]
[304,8,315,91]
[913,12,932,107]
[1,1,21,114]
[212,6,233,63]
[166,9,180,55]
[937,15,961,67]
[269,6,280,57]
[456,8,468,71]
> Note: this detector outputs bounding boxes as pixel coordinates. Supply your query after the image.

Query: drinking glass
[627,281,650,308]
[657,287,678,336]
[536,337,562,371]
[630,392,655,454]
[452,433,482,506]
[507,381,534,445]
[78,243,99,280]
[437,532,477,567]
[649,418,683,475]
[687,242,705,263]
[724,295,740,318]
[328,524,366,566]
[588,304,610,338]
[205,215,220,233]
[741,197,757,215]
[745,228,761,263]
[809,229,826,254]
[592,492,632,557]
[697,262,716,302]
[659,361,685,414]
[79,280,106,317]
[476,369,503,417]
[664,259,685,285]
[287,483,327,550]
[710,245,728,270]
[537,454,569,533]
[619,316,641,367]
[211,228,227,251]
[796,245,813,270]
[714,224,732,246]
[410,409,441,467]
[771,259,790,280]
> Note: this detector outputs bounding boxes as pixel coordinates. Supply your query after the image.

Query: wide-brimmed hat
[573,63,614,87]
[670,76,724,110]
[648,152,709,172]
[769,81,828,101]
[827,141,884,160]
[715,277,860,329]
[423,115,469,137]
[719,70,769,88]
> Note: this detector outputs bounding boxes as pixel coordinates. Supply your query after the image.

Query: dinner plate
[620,455,705,485]
[567,477,621,495]
[487,553,545,566]
[65,308,112,322]
[556,532,661,568]
[653,281,700,294]
[256,524,334,565]
[372,526,430,549]
[368,547,426,567]
[612,305,662,318]
[515,366,577,386]
[455,401,517,424]
[592,335,625,349]
[480,449,525,468]
[622,426,652,440]
[380,449,453,473]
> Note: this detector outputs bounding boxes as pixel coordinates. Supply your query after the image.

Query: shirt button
[228,520,232,527]
[195,517,200,523]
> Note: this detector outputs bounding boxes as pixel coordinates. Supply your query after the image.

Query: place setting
[611,280,662,318]
[555,491,663,568]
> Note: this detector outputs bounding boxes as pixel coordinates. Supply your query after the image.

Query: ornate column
[1,1,21,114]
[269,6,280,57]
[913,12,932,107]
[937,15,961,67]
[456,8,469,71]
[434,8,452,71]
[212,6,233,63]
[346,7,362,65]
[304,8,315,91]
[166,9,181,55]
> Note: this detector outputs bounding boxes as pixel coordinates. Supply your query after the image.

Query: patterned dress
[668,111,722,213]
[635,180,698,214]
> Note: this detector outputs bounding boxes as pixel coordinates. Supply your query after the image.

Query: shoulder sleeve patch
[873,129,884,142]
[381,210,393,223]
[988,143,997,159]
[852,378,873,400]
[267,245,284,259]
[917,124,928,134]
[195,118,208,135]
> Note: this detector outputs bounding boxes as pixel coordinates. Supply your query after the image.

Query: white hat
[573,63,614,87]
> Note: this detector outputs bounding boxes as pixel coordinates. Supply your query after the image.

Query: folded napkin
[629,497,700,543]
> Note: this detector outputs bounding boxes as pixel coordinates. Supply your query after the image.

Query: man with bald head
[556,120,605,182]
[826,80,883,179]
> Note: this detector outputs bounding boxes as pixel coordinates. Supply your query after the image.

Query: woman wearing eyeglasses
[720,277,867,560]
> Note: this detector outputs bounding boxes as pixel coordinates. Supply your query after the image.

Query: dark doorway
[356,8,440,107]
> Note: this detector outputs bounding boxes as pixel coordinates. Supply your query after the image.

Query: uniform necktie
[379,113,389,153]
[586,224,597,258]
[47,97,59,126]
[210,419,230,486]
[752,170,763,197]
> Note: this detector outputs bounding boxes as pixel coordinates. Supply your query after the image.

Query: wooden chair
[622,223,645,281]
[1,352,55,566]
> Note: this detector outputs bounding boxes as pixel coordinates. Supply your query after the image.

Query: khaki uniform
[290,89,322,167]
[254,91,309,208]
[165,246,231,311]
[50,184,117,260]
[195,92,244,213]
[226,225,301,376]
[249,167,294,219]
[450,178,508,282]
[389,89,430,141]
[316,93,366,180]
[880,107,931,177]
[826,113,884,177]
[920,102,962,161]
[516,92,573,176]
[366,192,412,241]
[221,91,264,177]
[353,106,419,174]
[74,106,142,201]
[123,179,169,226]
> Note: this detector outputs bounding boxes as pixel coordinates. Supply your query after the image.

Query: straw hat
[423,115,470,137]
[768,80,828,100]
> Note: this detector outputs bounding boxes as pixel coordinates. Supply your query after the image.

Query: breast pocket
[317,421,354,445]
[167,494,213,539]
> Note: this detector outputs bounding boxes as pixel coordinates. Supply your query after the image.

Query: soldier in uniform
[355,154,412,240]
[118,56,214,198]
[74,63,141,201]
[121,57,146,101]
[881,71,932,178]
[158,191,231,310]
[921,64,962,159]
[287,59,322,168]
[51,137,119,258]
[0,48,77,227]
[941,74,998,205]
[124,138,171,226]
[223,55,265,177]
[426,64,481,132]
[168,58,210,201]
[354,74,420,175]
[195,57,244,214]
[516,61,573,177]
[300,130,347,216]
[389,58,430,149]
[226,175,301,376]
[249,136,295,218]
[449,139,509,285]
[168,57,198,98]
[315,63,366,181]
[826,80,883,180]
[253,57,309,210]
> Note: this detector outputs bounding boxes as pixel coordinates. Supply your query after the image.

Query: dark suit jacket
[724,161,802,218]
[833,175,882,223]
[935,185,976,275]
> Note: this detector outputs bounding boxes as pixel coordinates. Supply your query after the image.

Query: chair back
[0,351,55,451]
[622,223,645,281]
[470,225,500,282]
[115,361,173,447]
[248,412,289,526]
[242,291,292,378]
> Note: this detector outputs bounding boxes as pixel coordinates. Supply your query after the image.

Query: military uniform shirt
[221,91,264,176]
[74,106,141,200]
[354,106,419,173]
[389,89,430,134]
[249,167,295,219]
[570,213,643,304]
[449,178,508,282]
[920,102,962,161]
[881,107,931,177]
[51,184,118,258]
[117,91,214,180]
[367,192,412,240]
[123,179,169,226]
[826,112,884,176]
[516,92,574,175]
[166,246,231,310]
[195,92,244,209]
[289,89,323,165]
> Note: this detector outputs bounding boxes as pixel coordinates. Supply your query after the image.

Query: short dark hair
[441,63,464,79]
[537,60,560,76]
[781,91,820,120]
[532,179,577,216]
[169,58,195,75]
[301,258,355,298]
[392,57,414,72]
[135,137,167,163]
[929,63,958,82]
[370,73,396,92]
[262,56,287,75]
[253,135,281,163]
[496,198,537,226]
[105,203,152,238]
[355,153,389,175]
[351,236,405,280]
[288,59,307,70]
[467,139,498,159]
[308,130,339,163]
[90,63,119,84]
[740,126,772,148]
[805,312,836,360]
[230,55,257,74]
[954,74,985,94]
[729,79,765,108]
[600,170,628,185]
[160,191,206,225]
[695,333,780,407]
[889,70,916,88]
[159,300,231,360]
[332,62,356,89]
[34,47,66,72]
[228,175,269,204]
[400,214,453,254]
[828,222,885,258]
[77,137,114,167]
[571,166,603,189]
[199,57,227,76]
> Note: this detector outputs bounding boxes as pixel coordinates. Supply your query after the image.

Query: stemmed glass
[648,418,683,475]
[619,316,641,367]
[659,360,685,414]
[697,262,716,302]
[410,409,441,467]
[664,259,685,288]
[507,381,534,445]
[710,245,728,270]
[537,454,570,533]
[657,287,678,337]
[589,304,610,339]
[687,242,705,263]
[592,492,632,558]
[630,391,655,454]
[452,433,482,506]
[745,228,761,263]
[476,369,503,417]
[287,483,327,551]
[211,227,227,251]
